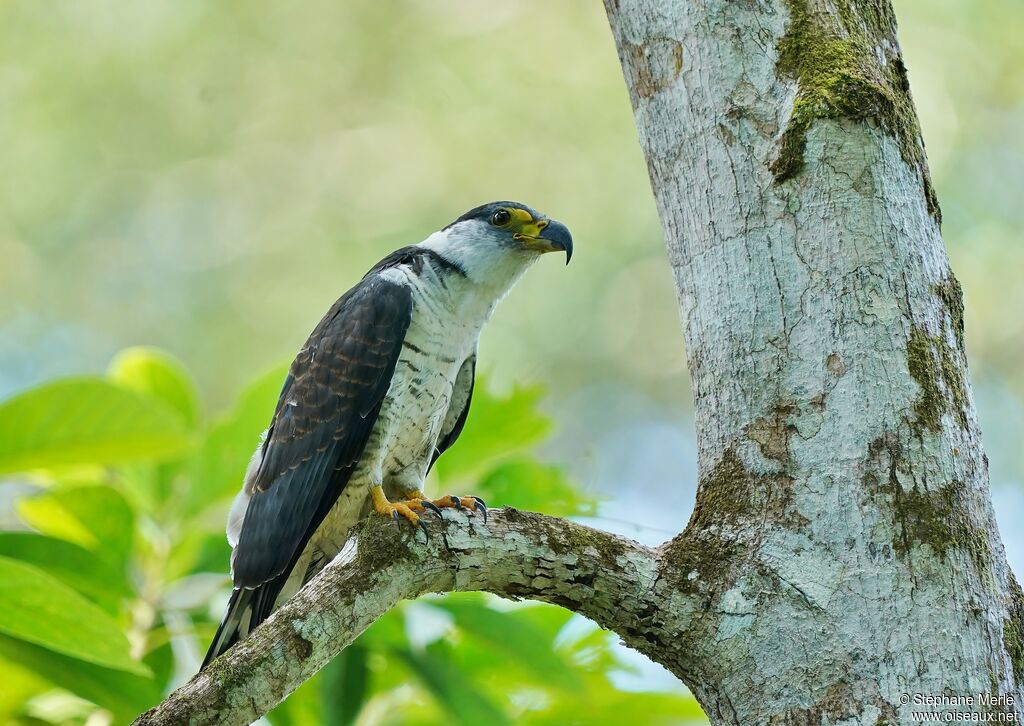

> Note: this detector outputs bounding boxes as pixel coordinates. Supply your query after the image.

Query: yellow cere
[509,207,534,225]
[508,208,549,239]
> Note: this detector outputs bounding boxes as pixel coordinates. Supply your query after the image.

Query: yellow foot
[402,493,488,523]
[370,485,429,540]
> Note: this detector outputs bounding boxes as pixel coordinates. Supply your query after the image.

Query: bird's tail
[202,575,291,669]
[202,587,255,670]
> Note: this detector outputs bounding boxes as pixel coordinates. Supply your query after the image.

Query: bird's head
[419,201,573,288]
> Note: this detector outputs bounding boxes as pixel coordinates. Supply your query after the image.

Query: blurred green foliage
[1,0,1020,415]
[0,348,705,725]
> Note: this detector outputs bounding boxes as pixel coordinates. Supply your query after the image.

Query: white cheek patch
[417,222,535,293]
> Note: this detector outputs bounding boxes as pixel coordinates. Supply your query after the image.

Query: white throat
[417,221,538,299]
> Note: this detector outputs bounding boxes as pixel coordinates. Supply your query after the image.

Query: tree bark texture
[137,0,1024,724]
[603,0,1024,723]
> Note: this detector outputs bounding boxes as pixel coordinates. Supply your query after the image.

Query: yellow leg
[371,485,428,539]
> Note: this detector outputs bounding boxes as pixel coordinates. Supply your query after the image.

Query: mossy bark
[605,0,1021,722]
[769,0,941,220]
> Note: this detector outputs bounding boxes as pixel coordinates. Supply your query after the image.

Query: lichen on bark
[771,0,941,220]
[620,36,684,106]
[545,516,628,570]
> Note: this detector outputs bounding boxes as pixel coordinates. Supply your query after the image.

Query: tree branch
[133,509,680,726]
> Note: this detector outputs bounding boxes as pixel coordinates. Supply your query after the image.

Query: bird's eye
[490,209,512,226]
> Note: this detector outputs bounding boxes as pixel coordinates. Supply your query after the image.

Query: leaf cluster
[0,348,704,725]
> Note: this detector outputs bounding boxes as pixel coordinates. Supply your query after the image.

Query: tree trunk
[137,1,1024,724]
[604,0,1024,722]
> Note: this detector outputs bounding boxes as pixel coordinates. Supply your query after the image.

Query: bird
[202,201,572,668]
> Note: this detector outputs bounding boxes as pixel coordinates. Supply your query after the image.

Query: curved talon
[421,500,444,517]
[373,486,427,541]
[472,497,488,523]
[393,492,489,526]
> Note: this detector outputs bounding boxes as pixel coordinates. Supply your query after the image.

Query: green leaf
[0,378,194,474]
[0,658,50,722]
[108,347,202,428]
[141,636,176,694]
[524,690,708,725]
[0,634,160,723]
[0,533,131,613]
[267,663,328,726]
[433,379,552,484]
[17,484,135,568]
[322,645,369,726]
[512,602,579,644]
[115,461,170,517]
[357,607,409,650]
[185,364,288,515]
[426,596,581,691]
[166,528,232,579]
[0,556,147,675]
[559,624,625,677]
[475,458,597,517]
[395,644,510,726]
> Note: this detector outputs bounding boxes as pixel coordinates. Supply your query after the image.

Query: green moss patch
[353,515,417,578]
[662,530,743,596]
[666,444,803,594]
[772,0,940,220]
[1006,575,1024,684]
[907,328,945,434]
[932,275,966,354]
[867,437,989,568]
[888,478,985,562]
[546,521,629,572]
[907,326,969,433]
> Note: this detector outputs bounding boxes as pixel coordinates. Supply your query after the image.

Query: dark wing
[429,351,476,471]
[232,275,412,590]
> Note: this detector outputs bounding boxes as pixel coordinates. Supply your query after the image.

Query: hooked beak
[514,219,574,265]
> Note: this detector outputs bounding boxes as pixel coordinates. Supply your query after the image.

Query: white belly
[272,335,468,606]
[283,273,484,592]
[271,263,492,603]
[371,306,476,491]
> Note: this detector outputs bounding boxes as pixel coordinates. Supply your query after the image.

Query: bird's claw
[390,493,488,527]
[374,485,486,539]
[389,507,429,542]
[420,500,444,517]
[446,495,487,521]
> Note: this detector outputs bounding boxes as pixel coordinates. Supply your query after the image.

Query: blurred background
[0,0,1021,724]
